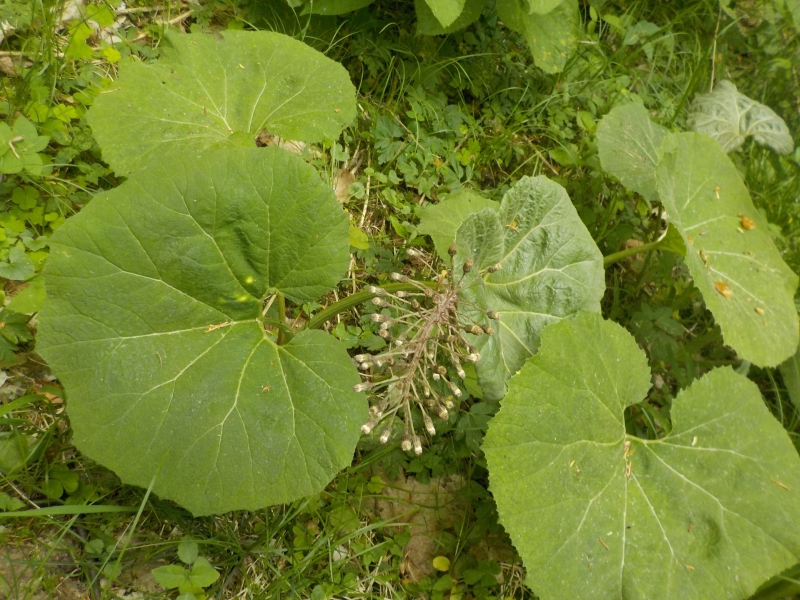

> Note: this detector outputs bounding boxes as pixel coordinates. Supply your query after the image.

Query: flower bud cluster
[350,245,502,455]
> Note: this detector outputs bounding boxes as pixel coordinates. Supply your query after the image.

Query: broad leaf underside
[455,176,605,400]
[37,147,365,515]
[87,30,357,175]
[484,312,800,600]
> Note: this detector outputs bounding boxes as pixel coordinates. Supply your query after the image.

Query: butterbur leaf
[596,103,668,201]
[87,31,357,175]
[455,176,604,400]
[37,147,366,515]
[417,190,499,260]
[415,0,486,34]
[422,0,467,27]
[484,312,800,600]
[657,133,798,367]
[687,81,793,155]
[496,0,579,74]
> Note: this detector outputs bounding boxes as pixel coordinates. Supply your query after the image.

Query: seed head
[401,434,413,452]
[368,286,388,296]
[390,272,408,282]
[448,243,458,257]
[379,425,392,444]
[486,263,502,273]
[447,381,462,398]
[487,311,501,320]
[353,382,372,393]
[413,435,423,455]
[463,258,474,274]
[361,417,379,434]
[423,412,436,436]
[482,325,494,336]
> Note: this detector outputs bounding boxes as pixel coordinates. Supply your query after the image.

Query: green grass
[0,0,799,598]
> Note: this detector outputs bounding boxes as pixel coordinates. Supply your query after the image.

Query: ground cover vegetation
[1,0,800,598]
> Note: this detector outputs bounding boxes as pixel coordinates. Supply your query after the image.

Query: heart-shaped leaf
[496,0,579,74]
[454,176,604,400]
[415,0,486,34]
[87,31,357,175]
[657,133,798,367]
[687,81,793,155]
[422,0,467,27]
[417,190,499,260]
[596,103,668,201]
[37,146,365,515]
[484,311,800,600]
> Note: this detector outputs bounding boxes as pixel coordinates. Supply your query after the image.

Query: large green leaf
[415,0,486,34]
[87,31,357,175]
[496,0,579,74]
[484,311,800,600]
[657,133,798,367]
[687,81,794,155]
[523,0,563,14]
[417,190,498,260]
[422,0,466,27]
[37,147,365,515]
[454,176,604,400]
[596,103,668,201]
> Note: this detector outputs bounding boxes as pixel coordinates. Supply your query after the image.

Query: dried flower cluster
[352,243,500,454]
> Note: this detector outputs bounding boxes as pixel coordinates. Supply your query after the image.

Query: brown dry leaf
[366,471,464,583]
[714,280,733,298]
[334,168,355,203]
[0,55,32,77]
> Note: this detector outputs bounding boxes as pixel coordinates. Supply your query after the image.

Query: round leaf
[37,147,365,515]
[455,176,604,400]
[657,133,799,367]
[87,31,357,175]
[484,312,800,600]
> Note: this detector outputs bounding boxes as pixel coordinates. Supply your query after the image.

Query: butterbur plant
[31,27,800,600]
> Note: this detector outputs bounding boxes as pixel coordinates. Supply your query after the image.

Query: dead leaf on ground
[334,167,355,203]
[365,471,464,582]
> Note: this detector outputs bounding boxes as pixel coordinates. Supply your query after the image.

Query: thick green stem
[603,239,664,268]
[306,281,437,330]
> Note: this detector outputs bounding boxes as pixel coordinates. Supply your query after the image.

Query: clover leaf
[454,176,605,400]
[484,311,800,600]
[37,146,366,515]
[87,31,357,175]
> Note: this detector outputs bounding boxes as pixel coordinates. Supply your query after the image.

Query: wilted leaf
[87,31,357,175]
[417,190,499,260]
[657,133,798,367]
[687,81,793,155]
[484,312,800,600]
[496,0,579,73]
[596,103,669,201]
[455,176,604,400]
[37,147,366,515]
